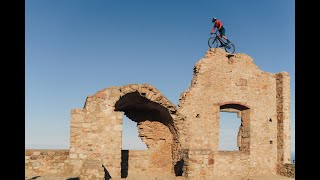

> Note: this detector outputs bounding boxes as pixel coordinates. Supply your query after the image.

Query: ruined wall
[279,163,295,178]
[25,149,73,177]
[122,150,174,178]
[121,150,150,177]
[137,121,173,171]
[182,149,215,178]
[25,48,292,179]
[69,84,185,179]
[120,114,175,177]
[69,105,121,179]
[178,48,290,177]
[276,72,291,171]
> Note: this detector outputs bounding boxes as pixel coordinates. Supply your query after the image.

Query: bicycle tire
[208,37,220,48]
[224,41,235,54]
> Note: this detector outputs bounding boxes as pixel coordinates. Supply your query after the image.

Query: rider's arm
[211,21,217,33]
[211,26,216,33]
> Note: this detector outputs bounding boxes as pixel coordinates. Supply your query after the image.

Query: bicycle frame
[208,31,235,54]
[212,31,227,46]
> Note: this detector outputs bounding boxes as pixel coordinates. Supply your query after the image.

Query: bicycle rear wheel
[224,41,235,54]
[208,37,220,48]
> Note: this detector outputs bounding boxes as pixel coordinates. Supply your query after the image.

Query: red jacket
[211,20,223,33]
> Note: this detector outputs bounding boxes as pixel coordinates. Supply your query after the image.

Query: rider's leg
[218,40,224,47]
[218,29,226,47]
[220,28,228,40]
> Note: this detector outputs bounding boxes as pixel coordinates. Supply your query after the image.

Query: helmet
[212,17,217,23]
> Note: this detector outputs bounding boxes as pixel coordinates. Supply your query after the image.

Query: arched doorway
[115,91,178,177]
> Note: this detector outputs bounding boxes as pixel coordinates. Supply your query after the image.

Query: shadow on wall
[28,176,41,179]
[174,159,184,176]
[27,176,80,180]
[102,164,112,180]
[121,150,129,178]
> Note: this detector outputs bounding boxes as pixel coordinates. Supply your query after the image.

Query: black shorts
[219,26,225,36]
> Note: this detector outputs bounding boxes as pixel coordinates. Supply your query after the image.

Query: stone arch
[115,84,181,162]
[69,84,185,178]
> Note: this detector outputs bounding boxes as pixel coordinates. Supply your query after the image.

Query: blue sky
[25,0,295,157]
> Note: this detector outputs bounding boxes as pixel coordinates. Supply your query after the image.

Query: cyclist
[210,17,229,47]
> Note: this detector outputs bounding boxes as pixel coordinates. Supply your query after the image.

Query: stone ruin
[25,48,294,179]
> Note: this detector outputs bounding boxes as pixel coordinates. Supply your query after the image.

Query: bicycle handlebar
[210,31,218,36]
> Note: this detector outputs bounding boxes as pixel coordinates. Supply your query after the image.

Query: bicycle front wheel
[208,37,219,48]
[224,41,235,54]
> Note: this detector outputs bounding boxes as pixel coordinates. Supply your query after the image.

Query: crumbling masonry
[25,48,293,179]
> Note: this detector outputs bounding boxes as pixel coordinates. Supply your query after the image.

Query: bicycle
[208,31,235,54]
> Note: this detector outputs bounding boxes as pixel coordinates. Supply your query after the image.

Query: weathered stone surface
[25,149,74,177]
[25,48,292,179]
